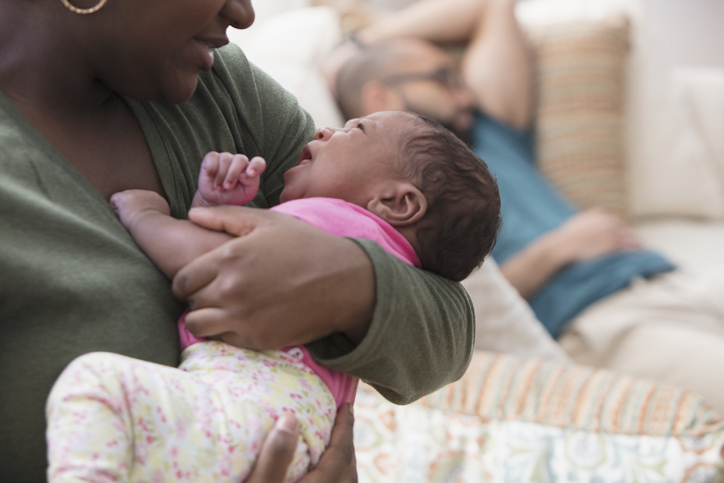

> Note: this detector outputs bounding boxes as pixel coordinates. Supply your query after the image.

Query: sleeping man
[328,0,724,412]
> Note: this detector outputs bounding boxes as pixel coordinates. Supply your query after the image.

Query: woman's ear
[367,182,427,227]
[361,80,406,113]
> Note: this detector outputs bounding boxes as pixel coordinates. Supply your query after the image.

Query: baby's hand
[195,152,266,208]
[110,190,170,231]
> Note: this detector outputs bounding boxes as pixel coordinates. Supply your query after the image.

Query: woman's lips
[192,36,228,71]
[193,39,215,71]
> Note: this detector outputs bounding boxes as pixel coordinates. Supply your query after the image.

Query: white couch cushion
[463,259,569,362]
[635,218,724,277]
[629,68,724,219]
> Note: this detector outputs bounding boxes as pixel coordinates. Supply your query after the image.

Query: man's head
[281,110,501,282]
[336,38,475,144]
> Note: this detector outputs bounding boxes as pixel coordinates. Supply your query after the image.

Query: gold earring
[59,0,108,15]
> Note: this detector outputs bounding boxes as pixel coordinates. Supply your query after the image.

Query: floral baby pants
[46,341,337,483]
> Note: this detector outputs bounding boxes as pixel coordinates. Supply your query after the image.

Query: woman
[0,0,475,480]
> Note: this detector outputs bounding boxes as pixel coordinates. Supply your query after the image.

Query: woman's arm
[173,206,376,349]
[312,238,476,404]
[174,206,475,404]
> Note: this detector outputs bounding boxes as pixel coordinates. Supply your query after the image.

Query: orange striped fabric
[421,351,724,438]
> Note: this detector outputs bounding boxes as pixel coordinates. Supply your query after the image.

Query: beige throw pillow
[527,18,631,219]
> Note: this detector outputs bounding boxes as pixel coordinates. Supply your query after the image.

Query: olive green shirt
[0,45,474,481]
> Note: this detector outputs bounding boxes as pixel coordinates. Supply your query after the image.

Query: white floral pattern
[355,351,724,483]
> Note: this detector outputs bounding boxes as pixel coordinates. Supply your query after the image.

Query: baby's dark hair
[399,114,501,282]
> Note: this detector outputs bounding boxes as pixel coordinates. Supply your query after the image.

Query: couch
[231,0,724,480]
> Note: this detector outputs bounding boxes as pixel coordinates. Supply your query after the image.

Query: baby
[46,110,501,482]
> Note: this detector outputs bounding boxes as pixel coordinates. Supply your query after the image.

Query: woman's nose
[222,0,255,30]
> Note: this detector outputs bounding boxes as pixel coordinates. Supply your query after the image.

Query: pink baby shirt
[178,197,421,408]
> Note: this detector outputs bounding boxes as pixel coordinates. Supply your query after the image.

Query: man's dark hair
[400,114,501,282]
[336,42,405,120]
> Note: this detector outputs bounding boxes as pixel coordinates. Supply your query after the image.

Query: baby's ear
[367,182,427,227]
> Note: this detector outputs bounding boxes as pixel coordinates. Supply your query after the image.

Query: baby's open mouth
[298,145,312,165]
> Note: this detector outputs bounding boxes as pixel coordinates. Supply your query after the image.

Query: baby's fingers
[215,152,240,188]
[244,156,266,179]
[201,152,220,178]
[223,154,250,189]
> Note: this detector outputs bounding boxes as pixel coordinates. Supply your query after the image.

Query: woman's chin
[160,76,200,105]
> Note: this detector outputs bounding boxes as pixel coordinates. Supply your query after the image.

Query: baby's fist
[196,152,266,207]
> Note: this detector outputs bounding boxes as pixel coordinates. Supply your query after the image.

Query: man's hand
[555,208,644,263]
[172,206,375,349]
[502,208,644,299]
[245,404,358,483]
[194,152,266,208]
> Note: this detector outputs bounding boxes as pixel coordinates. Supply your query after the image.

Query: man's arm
[358,0,484,44]
[461,0,533,129]
[501,209,645,299]
[499,229,571,300]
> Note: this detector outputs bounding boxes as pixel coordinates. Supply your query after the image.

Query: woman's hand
[172,206,375,349]
[245,404,358,483]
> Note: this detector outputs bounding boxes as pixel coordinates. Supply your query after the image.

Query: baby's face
[280,111,419,207]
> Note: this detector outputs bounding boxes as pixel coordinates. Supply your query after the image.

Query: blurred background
[230,0,724,277]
